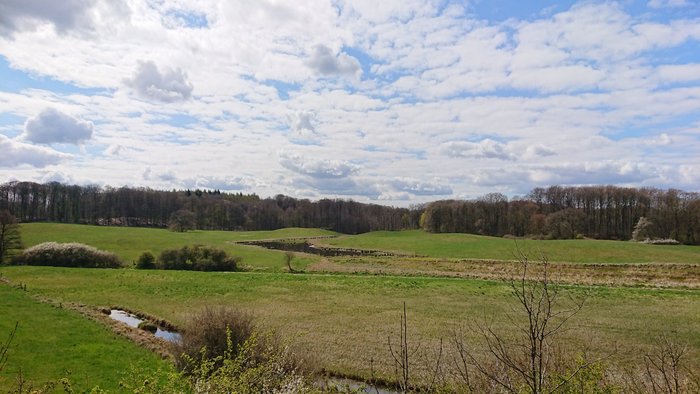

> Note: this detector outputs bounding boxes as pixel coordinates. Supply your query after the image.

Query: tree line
[0,181,418,234]
[421,185,700,244]
[1,181,698,243]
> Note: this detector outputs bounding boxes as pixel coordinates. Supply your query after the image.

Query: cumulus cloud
[443,139,516,161]
[646,133,674,146]
[290,111,316,134]
[0,134,69,167]
[378,192,411,201]
[105,144,125,156]
[23,108,94,145]
[524,144,556,159]
[125,61,193,103]
[292,176,379,198]
[388,178,453,196]
[279,151,360,179]
[656,64,700,84]
[530,161,656,185]
[0,0,129,37]
[142,167,177,182]
[40,170,74,184]
[306,45,361,77]
[187,176,250,191]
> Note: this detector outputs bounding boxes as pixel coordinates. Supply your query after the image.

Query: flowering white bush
[14,242,123,268]
[640,238,680,245]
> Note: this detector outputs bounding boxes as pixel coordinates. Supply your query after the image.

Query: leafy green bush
[157,245,239,272]
[136,251,156,269]
[12,242,122,268]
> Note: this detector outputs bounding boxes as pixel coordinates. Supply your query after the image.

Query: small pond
[109,309,181,342]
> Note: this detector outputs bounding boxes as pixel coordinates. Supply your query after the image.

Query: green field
[20,223,335,271]
[21,224,700,270]
[0,283,171,391]
[5,223,700,389]
[2,266,700,384]
[321,230,700,264]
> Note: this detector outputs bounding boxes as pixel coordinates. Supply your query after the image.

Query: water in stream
[109,309,181,342]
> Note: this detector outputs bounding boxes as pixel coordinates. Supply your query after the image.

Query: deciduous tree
[0,210,22,264]
[168,209,196,232]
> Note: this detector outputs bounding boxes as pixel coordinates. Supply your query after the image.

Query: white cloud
[0,1,699,203]
[306,45,361,77]
[657,64,700,84]
[442,139,516,161]
[105,144,125,156]
[124,61,193,103]
[292,176,380,198]
[290,111,317,134]
[142,167,176,182]
[0,134,69,167]
[23,108,94,144]
[387,178,452,196]
[647,133,674,146]
[524,144,556,158]
[188,176,250,191]
[40,170,74,184]
[0,0,129,37]
[279,151,360,179]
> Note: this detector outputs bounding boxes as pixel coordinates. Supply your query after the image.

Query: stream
[108,309,181,342]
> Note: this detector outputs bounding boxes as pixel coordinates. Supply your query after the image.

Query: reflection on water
[109,309,181,342]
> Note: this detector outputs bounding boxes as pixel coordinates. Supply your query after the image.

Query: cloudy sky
[1,0,699,206]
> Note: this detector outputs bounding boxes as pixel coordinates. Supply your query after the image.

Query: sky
[0,0,699,206]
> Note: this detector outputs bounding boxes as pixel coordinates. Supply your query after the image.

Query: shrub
[168,306,313,393]
[171,306,256,373]
[156,245,239,272]
[640,238,680,245]
[136,251,156,269]
[12,242,122,268]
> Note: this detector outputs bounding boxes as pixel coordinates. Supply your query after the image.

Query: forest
[1,181,698,244]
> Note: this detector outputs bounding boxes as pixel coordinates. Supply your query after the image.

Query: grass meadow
[320,230,700,264]
[2,266,699,385]
[0,283,171,391]
[3,223,700,389]
[20,223,335,272]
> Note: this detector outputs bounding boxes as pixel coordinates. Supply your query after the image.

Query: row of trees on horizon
[1,181,698,244]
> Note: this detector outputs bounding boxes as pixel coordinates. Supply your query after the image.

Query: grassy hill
[19,223,336,271]
[320,230,700,264]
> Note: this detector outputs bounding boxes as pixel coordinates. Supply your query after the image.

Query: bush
[640,238,680,245]
[171,306,256,372]
[12,242,122,268]
[157,245,239,272]
[168,306,313,393]
[136,251,156,269]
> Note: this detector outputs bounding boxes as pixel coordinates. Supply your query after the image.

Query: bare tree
[388,302,420,393]
[284,251,296,273]
[0,210,23,264]
[455,250,591,394]
[626,333,699,394]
